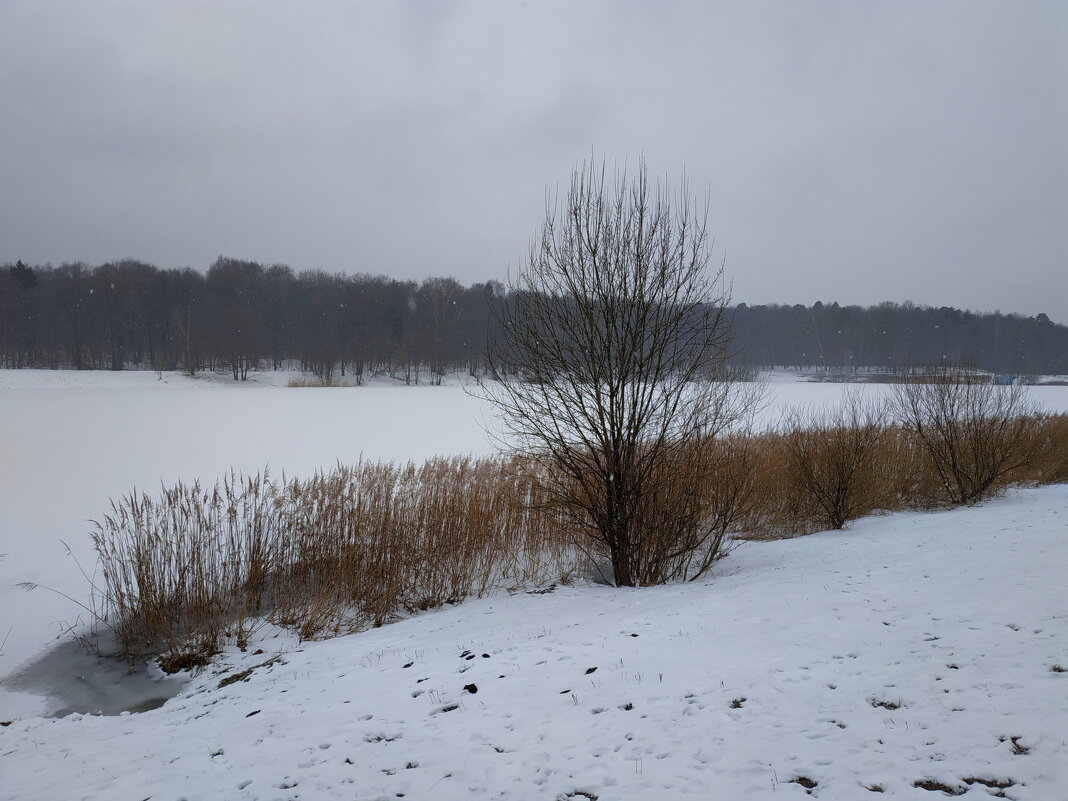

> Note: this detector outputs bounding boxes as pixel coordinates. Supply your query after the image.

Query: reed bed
[87,404,1068,666]
[741,410,1068,539]
[91,458,577,664]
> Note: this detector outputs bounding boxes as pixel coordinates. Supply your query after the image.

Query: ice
[3,638,187,717]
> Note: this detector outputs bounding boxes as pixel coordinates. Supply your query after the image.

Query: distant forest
[2,258,1065,379]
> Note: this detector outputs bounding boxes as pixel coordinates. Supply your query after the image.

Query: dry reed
[780,392,888,531]
[86,406,1068,666]
[91,458,575,664]
[286,377,360,388]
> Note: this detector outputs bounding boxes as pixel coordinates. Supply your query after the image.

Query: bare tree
[889,370,1040,505]
[480,158,752,586]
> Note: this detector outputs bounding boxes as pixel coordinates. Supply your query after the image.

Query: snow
[1,486,1065,800]
[2,370,1067,799]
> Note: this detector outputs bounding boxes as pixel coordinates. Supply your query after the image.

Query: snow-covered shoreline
[2,485,1065,800]
[2,371,1066,799]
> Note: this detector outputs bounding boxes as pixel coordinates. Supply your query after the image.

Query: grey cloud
[0,0,1063,321]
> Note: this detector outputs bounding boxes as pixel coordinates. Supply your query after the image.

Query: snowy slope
[2,485,1065,801]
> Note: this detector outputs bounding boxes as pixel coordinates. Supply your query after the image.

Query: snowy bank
[2,485,1065,800]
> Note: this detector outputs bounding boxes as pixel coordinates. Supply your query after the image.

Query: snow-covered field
[3,487,1066,800]
[1,370,1066,799]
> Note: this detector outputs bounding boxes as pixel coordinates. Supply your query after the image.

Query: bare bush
[781,392,888,530]
[889,373,1042,505]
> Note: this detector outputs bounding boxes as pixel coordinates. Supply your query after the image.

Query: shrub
[889,373,1042,505]
[781,392,888,530]
[481,157,746,587]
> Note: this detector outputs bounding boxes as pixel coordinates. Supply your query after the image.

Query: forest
[2,258,1065,379]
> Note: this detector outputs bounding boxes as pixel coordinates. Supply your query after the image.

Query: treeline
[0,258,501,383]
[732,301,1067,375]
[2,259,1066,378]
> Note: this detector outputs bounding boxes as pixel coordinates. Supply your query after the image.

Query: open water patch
[2,639,188,717]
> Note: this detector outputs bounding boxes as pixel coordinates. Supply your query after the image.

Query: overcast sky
[1,1,1064,321]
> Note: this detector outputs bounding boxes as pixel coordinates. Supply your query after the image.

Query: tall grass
[91,458,576,664]
[742,410,1068,539]
[780,392,888,531]
[286,377,360,387]
[889,375,1045,505]
[1033,413,1068,485]
[86,408,1068,667]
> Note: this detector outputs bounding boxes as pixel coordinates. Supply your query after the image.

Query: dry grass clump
[556,433,763,584]
[1025,413,1068,485]
[867,427,946,511]
[273,458,572,638]
[780,391,887,531]
[91,459,575,663]
[93,472,283,663]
